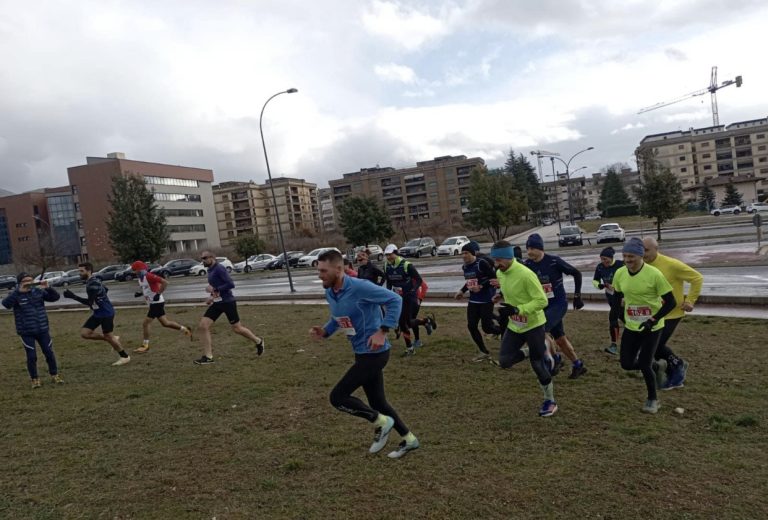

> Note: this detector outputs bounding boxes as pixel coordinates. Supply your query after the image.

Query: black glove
[639,318,656,333]
[63,289,75,299]
[573,294,584,310]
[498,303,519,318]
[152,293,161,302]
[597,283,605,290]
[134,291,142,298]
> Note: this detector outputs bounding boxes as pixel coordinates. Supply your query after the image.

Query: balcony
[715,138,731,149]
[405,184,426,195]
[382,188,402,198]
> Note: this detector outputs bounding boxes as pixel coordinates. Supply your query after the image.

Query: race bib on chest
[334,316,357,336]
[627,305,652,322]
[466,278,479,289]
[508,314,528,329]
[541,283,554,299]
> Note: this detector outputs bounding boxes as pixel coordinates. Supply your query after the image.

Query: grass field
[1,305,766,519]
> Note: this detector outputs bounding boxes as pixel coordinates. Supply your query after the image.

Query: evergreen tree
[504,149,544,215]
[721,180,744,207]
[337,195,394,246]
[234,235,266,261]
[598,167,632,211]
[698,183,716,211]
[465,166,528,241]
[634,151,684,240]
[106,175,169,262]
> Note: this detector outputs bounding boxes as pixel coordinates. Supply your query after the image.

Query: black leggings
[654,318,681,364]
[620,329,662,401]
[329,350,409,436]
[606,294,622,342]
[467,302,501,354]
[398,295,419,346]
[498,325,551,386]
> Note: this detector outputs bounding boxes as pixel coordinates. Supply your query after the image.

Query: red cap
[131,261,148,271]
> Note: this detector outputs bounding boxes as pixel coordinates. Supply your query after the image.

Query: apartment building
[212,177,319,248]
[541,168,640,221]
[636,117,768,203]
[318,188,335,232]
[67,153,220,262]
[329,155,485,227]
[0,191,50,266]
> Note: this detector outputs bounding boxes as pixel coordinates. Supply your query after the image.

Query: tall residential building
[318,188,335,232]
[0,191,50,266]
[329,155,485,228]
[541,168,640,221]
[67,153,220,262]
[636,117,768,203]
[212,177,319,248]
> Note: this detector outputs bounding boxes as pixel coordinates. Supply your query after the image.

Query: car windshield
[442,238,458,245]
[600,225,619,231]
[405,239,420,247]
[562,227,580,234]
[308,249,322,256]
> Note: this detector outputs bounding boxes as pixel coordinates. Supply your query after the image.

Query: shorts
[147,303,166,319]
[83,315,115,334]
[544,299,568,339]
[203,301,240,324]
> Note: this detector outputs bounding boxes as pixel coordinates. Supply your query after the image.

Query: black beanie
[600,247,615,258]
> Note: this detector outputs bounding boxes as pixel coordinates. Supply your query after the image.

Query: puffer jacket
[1,287,60,335]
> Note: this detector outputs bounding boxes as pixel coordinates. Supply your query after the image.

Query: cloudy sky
[1,0,767,194]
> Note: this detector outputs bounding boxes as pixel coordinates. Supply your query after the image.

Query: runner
[410,277,434,349]
[130,261,192,353]
[63,262,130,366]
[194,251,264,365]
[490,240,558,417]
[643,237,703,390]
[309,249,420,459]
[454,241,501,363]
[592,247,625,355]
[383,244,435,355]
[2,273,64,388]
[355,249,385,285]
[612,237,676,414]
[523,233,587,379]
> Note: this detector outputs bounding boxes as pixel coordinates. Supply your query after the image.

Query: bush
[603,204,639,217]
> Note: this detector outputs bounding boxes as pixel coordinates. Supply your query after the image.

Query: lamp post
[260,88,298,293]
[547,158,562,231]
[542,147,594,225]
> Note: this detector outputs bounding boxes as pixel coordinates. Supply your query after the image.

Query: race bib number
[334,316,357,336]
[541,283,554,299]
[466,278,479,289]
[508,314,528,329]
[627,305,652,322]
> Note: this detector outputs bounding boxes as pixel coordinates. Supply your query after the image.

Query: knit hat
[600,246,615,258]
[461,241,479,254]
[622,237,645,256]
[131,261,148,272]
[16,271,32,284]
[526,233,545,251]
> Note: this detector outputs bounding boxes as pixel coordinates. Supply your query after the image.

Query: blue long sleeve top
[322,275,402,354]
[207,262,236,302]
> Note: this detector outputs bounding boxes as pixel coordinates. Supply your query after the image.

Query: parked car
[52,268,86,287]
[596,223,626,244]
[437,236,470,256]
[298,247,341,268]
[352,245,384,261]
[33,271,66,285]
[710,205,741,216]
[746,202,768,213]
[114,263,161,282]
[399,237,437,258]
[234,254,276,273]
[0,274,17,290]
[189,257,234,276]
[541,217,555,226]
[93,264,130,282]
[266,251,305,270]
[557,226,583,247]
[151,258,198,279]
[584,213,602,221]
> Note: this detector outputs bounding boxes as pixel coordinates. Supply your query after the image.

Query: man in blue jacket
[194,251,264,365]
[309,249,420,459]
[2,272,63,388]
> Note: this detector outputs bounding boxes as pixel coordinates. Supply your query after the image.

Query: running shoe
[134,345,150,354]
[568,364,587,380]
[551,354,564,376]
[31,378,41,389]
[604,344,618,355]
[51,374,64,385]
[662,360,687,390]
[642,399,660,414]
[472,353,491,363]
[369,416,395,454]
[401,347,415,357]
[423,319,433,336]
[394,327,401,340]
[194,356,215,365]
[539,400,558,417]
[111,356,131,366]
[255,337,265,356]
[427,313,437,331]
[387,437,420,459]
[413,339,423,349]
[653,360,668,389]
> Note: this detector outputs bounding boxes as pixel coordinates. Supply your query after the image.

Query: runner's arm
[676,262,704,305]
[558,258,583,294]
[407,263,423,287]
[592,266,604,289]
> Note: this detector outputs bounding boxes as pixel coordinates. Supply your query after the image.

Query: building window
[703,165,712,170]
[160,209,205,217]
[18,236,30,242]
[702,153,711,159]
[71,185,78,194]
[758,145,767,151]
[80,237,87,245]
[679,156,685,161]
[15,222,27,228]
[760,157,767,163]
[678,144,684,150]
[153,193,202,202]
[74,202,80,211]
[680,167,687,173]
[144,176,199,188]
[701,142,710,147]
[757,134,766,139]
[166,224,206,233]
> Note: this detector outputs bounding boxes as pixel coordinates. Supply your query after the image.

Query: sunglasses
[201,255,212,260]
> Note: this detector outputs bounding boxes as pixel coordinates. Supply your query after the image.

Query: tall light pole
[547,158,562,231]
[260,88,298,293]
[542,147,594,225]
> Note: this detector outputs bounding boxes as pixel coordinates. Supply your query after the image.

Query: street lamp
[541,147,594,224]
[260,88,298,293]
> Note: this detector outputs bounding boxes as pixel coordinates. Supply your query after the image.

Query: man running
[592,247,625,355]
[355,249,385,285]
[383,244,435,355]
[194,251,264,365]
[491,240,557,417]
[454,241,501,363]
[63,262,130,366]
[130,261,192,353]
[309,249,420,459]
[523,233,587,379]
[2,273,63,388]
[612,238,676,414]
[643,237,703,390]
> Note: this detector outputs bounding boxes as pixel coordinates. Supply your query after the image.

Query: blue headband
[490,246,515,260]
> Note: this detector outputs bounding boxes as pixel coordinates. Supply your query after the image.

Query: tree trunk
[656,220,662,241]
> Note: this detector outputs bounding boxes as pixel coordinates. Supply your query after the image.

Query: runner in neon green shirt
[490,240,557,417]
[612,238,676,414]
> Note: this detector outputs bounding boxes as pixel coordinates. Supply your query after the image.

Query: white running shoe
[387,437,420,459]
[112,356,131,366]
[369,415,395,454]
[642,399,660,414]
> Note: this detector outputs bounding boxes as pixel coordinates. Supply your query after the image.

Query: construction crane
[638,66,743,126]
[530,150,560,183]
